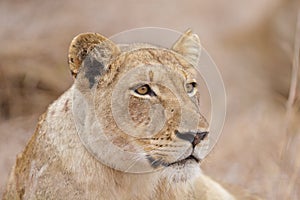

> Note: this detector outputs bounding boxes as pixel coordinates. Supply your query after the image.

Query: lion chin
[162,158,202,183]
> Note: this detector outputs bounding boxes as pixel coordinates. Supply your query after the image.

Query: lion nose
[175,130,209,147]
[192,132,208,147]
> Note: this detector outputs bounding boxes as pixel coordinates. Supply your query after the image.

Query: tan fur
[3,30,238,199]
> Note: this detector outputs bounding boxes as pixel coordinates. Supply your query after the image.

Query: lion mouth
[167,155,199,166]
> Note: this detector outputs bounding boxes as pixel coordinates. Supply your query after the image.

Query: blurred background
[0,0,299,199]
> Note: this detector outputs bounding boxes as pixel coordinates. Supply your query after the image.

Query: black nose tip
[192,131,208,147]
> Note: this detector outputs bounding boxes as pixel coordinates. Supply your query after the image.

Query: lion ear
[172,29,201,66]
[68,33,120,85]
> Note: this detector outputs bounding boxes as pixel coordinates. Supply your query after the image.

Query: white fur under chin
[160,161,202,184]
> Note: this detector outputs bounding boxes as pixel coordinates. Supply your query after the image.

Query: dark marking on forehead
[82,54,105,88]
[63,99,70,112]
[149,70,154,82]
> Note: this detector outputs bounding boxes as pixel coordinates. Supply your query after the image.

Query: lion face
[70,30,209,177]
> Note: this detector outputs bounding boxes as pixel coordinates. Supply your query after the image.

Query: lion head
[69,30,209,181]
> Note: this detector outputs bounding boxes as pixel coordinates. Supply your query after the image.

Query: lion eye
[186,82,197,95]
[135,85,150,95]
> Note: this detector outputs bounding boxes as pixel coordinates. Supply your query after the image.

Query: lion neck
[86,164,197,199]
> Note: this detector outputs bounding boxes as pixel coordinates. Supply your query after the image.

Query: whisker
[151,149,176,153]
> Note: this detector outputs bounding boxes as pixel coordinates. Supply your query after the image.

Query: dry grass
[0,0,299,199]
[278,11,300,199]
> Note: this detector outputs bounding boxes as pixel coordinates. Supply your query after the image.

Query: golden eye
[135,85,149,95]
[186,82,197,94]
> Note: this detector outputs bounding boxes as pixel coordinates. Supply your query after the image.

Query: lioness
[3,30,236,199]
